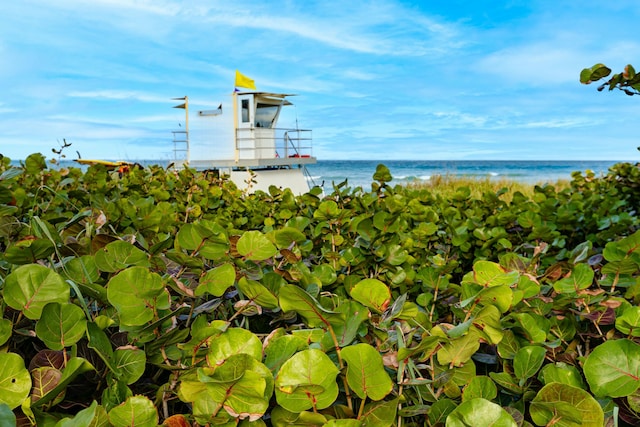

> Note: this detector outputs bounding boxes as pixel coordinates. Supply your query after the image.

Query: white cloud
[67,90,168,104]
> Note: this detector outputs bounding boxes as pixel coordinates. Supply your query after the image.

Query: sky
[2,0,640,162]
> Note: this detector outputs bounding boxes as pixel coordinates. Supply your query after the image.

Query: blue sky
[2,0,640,161]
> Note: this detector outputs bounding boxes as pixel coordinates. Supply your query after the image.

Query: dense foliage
[0,153,639,426]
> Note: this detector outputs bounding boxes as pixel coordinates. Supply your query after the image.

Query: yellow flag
[235,70,257,90]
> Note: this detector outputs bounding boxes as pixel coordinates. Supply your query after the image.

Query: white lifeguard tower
[171,75,316,194]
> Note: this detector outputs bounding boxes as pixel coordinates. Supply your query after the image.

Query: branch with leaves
[580,63,640,96]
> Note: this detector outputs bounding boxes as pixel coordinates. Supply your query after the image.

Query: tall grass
[405,174,570,202]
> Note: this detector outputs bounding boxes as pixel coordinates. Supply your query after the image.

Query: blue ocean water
[305,160,626,190]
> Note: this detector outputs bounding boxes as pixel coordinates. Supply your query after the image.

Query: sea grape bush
[0,152,639,426]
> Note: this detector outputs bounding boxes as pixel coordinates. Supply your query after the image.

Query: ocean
[305,160,626,190]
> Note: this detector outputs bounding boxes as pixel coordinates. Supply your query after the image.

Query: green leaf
[349,278,391,313]
[373,164,392,183]
[472,305,504,344]
[324,420,361,427]
[55,400,109,427]
[553,263,594,294]
[94,240,149,273]
[0,404,16,426]
[616,306,640,336]
[86,322,115,372]
[361,398,398,427]
[514,346,546,382]
[274,227,307,248]
[462,376,497,402]
[580,63,611,83]
[237,277,279,309]
[341,343,393,401]
[35,302,87,350]
[265,335,308,374]
[279,285,338,328]
[472,261,519,287]
[538,362,585,389]
[313,200,341,220]
[196,262,236,297]
[107,266,168,326]
[511,312,548,344]
[207,370,269,421]
[329,300,370,347]
[275,349,339,412]
[207,328,263,365]
[270,406,327,427]
[0,318,12,347]
[4,238,55,264]
[437,331,481,367]
[583,339,640,397]
[427,399,457,426]
[489,372,524,395]
[113,347,146,385]
[530,383,604,427]
[446,398,517,427]
[0,353,31,409]
[3,264,70,320]
[497,330,520,360]
[477,284,513,313]
[236,230,278,261]
[108,395,158,427]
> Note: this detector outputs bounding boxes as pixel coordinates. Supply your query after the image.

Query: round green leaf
[530,383,603,427]
[106,266,168,326]
[437,332,480,367]
[35,302,87,350]
[274,227,306,248]
[349,278,391,313]
[3,264,70,320]
[341,343,393,401]
[236,230,277,261]
[114,347,146,385]
[583,339,640,397]
[207,369,269,421]
[264,335,308,374]
[446,398,516,427]
[196,262,236,297]
[95,240,149,273]
[472,261,519,287]
[462,376,497,402]
[553,263,594,294]
[361,398,398,427]
[207,328,263,365]
[538,362,585,389]
[0,352,31,409]
[108,395,158,427]
[275,349,339,412]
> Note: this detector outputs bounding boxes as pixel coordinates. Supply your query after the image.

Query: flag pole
[172,96,189,164]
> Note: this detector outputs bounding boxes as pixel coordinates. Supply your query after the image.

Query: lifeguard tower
[171,73,316,194]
